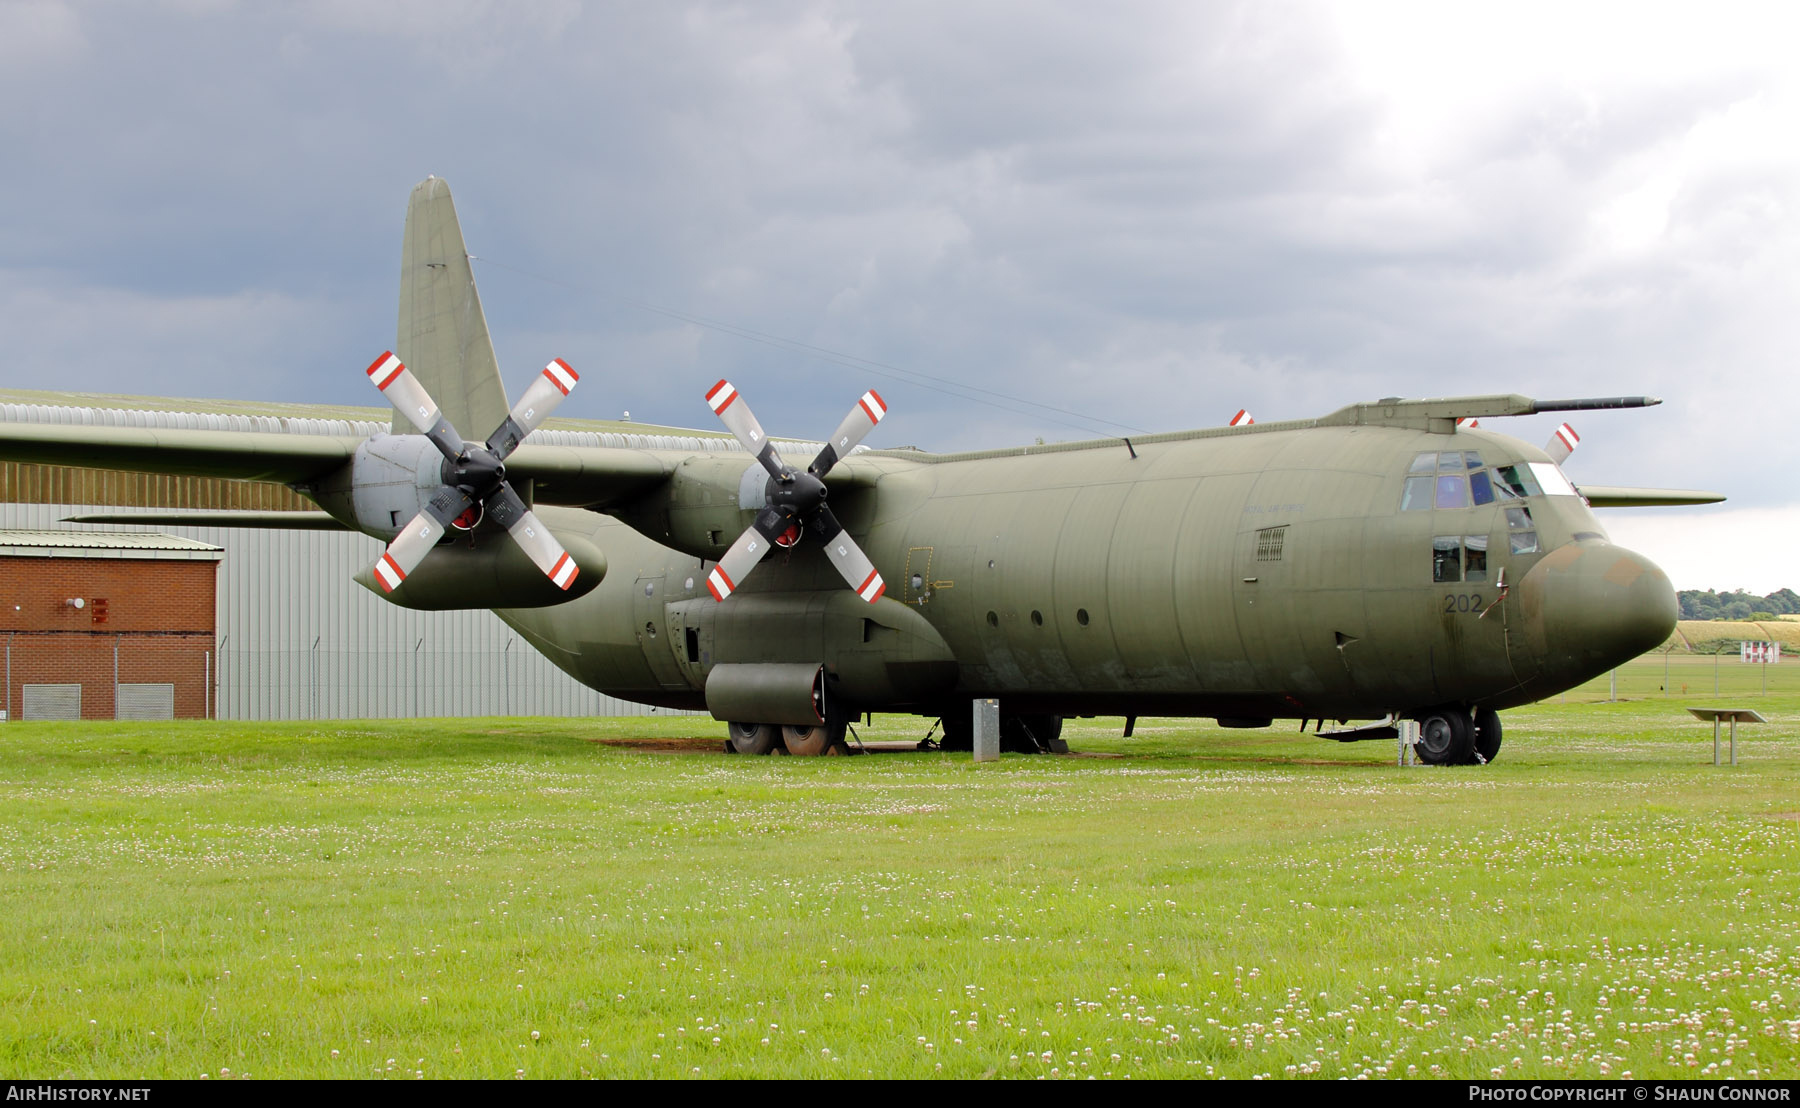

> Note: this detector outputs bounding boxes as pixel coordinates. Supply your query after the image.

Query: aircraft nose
[1516,541,1678,680]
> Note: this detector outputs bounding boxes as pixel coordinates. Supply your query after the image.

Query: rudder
[395,176,510,439]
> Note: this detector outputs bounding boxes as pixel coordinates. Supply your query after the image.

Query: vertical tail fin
[395,177,509,439]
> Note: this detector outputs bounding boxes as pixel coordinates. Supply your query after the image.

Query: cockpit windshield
[1402,452,1577,511]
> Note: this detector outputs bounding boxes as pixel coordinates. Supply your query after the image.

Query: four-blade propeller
[703,380,888,604]
[364,351,582,594]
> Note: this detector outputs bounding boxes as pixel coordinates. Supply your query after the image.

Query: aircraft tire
[782,720,846,756]
[1415,709,1474,765]
[937,714,973,751]
[727,721,781,755]
[1472,708,1502,764]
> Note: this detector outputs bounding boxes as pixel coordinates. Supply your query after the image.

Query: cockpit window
[1401,475,1433,510]
[1404,455,1567,511]
[1494,465,1541,499]
[1464,535,1488,581]
[1469,469,1494,505]
[1435,474,1470,509]
[1433,537,1462,582]
[1527,461,1578,497]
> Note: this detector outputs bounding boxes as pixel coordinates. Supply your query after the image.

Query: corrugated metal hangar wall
[0,500,663,720]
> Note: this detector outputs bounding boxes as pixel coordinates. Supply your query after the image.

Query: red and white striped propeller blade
[487,483,580,590]
[1545,422,1580,465]
[1229,409,1254,427]
[369,487,476,594]
[366,351,465,462]
[706,521,779,602]
[706,379,787,480]
[809,390,888,477]
[487,358,579,461]
[813,505,885,604]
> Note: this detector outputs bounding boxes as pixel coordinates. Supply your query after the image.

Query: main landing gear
[723,718,849,756]
[1412,706,1503,766]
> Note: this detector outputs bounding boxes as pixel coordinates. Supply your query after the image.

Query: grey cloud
[0,0,1793,518]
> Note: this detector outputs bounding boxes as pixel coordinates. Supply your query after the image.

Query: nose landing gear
[1412,706,1503,765]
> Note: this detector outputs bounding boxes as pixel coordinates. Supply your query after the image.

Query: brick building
[0,531,223,720]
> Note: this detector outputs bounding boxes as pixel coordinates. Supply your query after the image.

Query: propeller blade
[369,485,474,593]
[1229,409,1254,427]
[706,379,786,480]
[485,482,581,590]
[809,390,888,477]
[811,505,886,604]
[706,507,794,601]
[1545,422,1580,464]
[366,351,465,462]
[486,358,579,461]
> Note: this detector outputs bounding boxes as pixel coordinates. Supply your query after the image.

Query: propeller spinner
[364,352,582,594]
[703,380,888,604]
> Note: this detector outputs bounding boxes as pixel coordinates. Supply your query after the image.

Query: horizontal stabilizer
[1576,485,1727,508]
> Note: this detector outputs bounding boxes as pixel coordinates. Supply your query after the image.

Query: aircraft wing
[0,422,359,483]
[64,510,349,529]
[0,420,675,511]
[494,444,671,508]
[1576,485,1726,507]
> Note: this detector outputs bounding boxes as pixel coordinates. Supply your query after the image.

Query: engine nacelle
[311,434,607,609]
[336,433,446,540]
[351,529,606,609]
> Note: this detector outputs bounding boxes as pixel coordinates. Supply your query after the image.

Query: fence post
[217,634,228,722]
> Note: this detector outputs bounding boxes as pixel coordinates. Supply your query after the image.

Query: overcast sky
[2,1,1794,591]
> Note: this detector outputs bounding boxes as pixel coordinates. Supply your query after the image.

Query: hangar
[0,387,704,722]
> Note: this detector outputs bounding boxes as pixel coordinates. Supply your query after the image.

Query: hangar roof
[0,530,224,561]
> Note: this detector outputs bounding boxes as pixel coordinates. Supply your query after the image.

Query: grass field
[1,656,1797,1079]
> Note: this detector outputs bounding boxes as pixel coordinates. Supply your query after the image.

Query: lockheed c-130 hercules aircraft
[0,178,1724,763]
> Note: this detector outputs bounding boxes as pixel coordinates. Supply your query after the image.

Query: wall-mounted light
[65,598,85,610]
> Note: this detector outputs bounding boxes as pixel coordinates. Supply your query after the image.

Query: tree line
[1678,588,1800,622]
